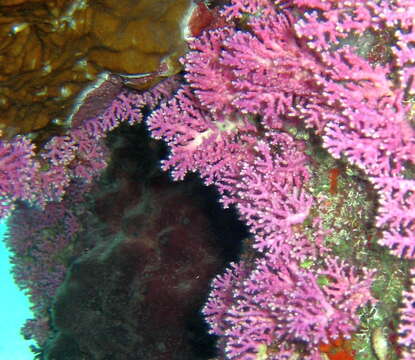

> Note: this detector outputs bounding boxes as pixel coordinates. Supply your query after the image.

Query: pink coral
[0,78,178,218]
[203,255,376,359]
[203,261,251,336]
[3,0,415,357]
[0,137,38,216]
[146,0,415,357]
[235,132,312,253]
[147,85,258,195]
[5,181,91,346]
[185,28,239,116]
[373,177,415,259]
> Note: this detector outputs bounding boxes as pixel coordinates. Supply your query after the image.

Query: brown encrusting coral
[0,0,192,139]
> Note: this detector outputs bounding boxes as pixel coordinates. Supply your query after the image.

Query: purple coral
[157,0,415,260]
[0,77,178,217]
[147,85,258,194]
[203,255,376,359]
[2,0,415,357]
[0,137,38,217]
[235,132,312,253]
[5,181,91,345]
[203,261,251,337]
[374,177,415,259]
[145,0,415,357]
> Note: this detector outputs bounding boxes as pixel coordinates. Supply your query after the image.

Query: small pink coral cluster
[203,257,376,359]
[5,181,90,345]
[0,77,178,218]
[147,0,415,358]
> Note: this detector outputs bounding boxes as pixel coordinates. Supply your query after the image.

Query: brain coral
[0,0,192,139]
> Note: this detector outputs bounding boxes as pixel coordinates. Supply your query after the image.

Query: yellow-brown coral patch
[0,0,192,139]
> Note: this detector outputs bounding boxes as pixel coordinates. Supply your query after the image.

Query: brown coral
[0,0,192,139]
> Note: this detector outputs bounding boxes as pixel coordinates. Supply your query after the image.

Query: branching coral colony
[148,0,415,359]
[2,0,415,359]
